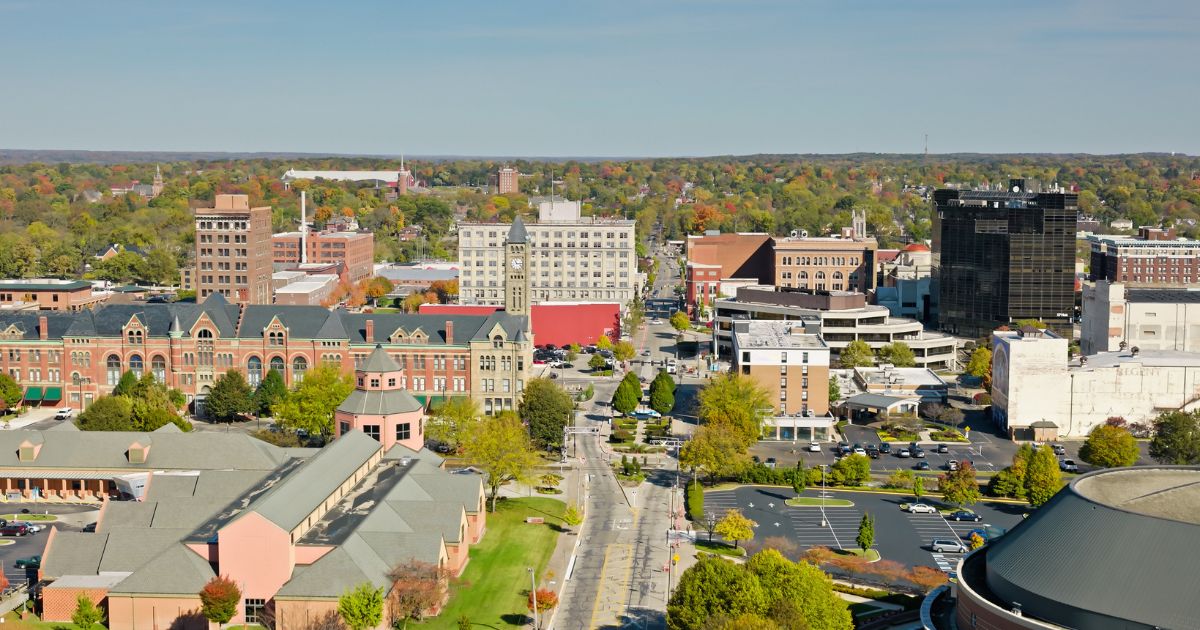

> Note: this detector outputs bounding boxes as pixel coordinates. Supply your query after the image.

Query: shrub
[686,480,704,521]
[610,429,634,443]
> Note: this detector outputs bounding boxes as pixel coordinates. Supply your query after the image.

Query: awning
[42,387,62,402]
[413,395,428,405]
[426,395,467,411]
[23,387,43,402]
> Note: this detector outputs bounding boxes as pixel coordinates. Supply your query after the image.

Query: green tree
[613,340,637,363]
[140,248,178,285]
[1149,410,1200,465]
[912,475,924,503]
[666,555,767,630]
[988,444,1033,499]
[76,395,135,431]
[828,378,840,403]
[596,334,613,351]
[649,369,676,415]
[112,370,139,397]
[338,583,384,630]
[463,411,540,511]
[698,373,771,446]
[0,373,21,410]
[563,503,583,529]
[1025,445,1063,507]
[1079,424,1140,468]
[565,343,580,364]
[938,461,982,506]
[680,424,751,484]
[199,575,241,626]
[425,396,481,453]
[877,342,916,367]
[71,593,104,630]
[744,549,853,630]
[715,509,756,549]
[612,373,641,416]
[965,346,993,378]
[831,453,871,486]
[669,311,690,332]
[519,377,574,450]
[274,363,354,438]
[253,368,288,417]
[588,353,609,371]
[837,339,874,368]
[791,459,807,495]
[206,369,255,422]
[856,513,874,553]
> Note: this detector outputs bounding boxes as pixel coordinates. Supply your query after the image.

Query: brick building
[730,321,834,441]
[272,229,375,282]
[1087,226,1200,286]
[0,279,109,311]
[771,231,878,293]
[195,194,273,305]
[684,232,774,317]
[0,293,531,417]
[497,167,519,194]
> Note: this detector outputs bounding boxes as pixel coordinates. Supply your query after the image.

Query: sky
[1,0,1197,156]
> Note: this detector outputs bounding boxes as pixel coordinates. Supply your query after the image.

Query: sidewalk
[538,464,584,629]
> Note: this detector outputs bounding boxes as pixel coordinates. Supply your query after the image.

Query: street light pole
[528,567,538,630]
[819,464,828,528]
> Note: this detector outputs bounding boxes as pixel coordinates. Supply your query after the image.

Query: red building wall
[421,303,621,347]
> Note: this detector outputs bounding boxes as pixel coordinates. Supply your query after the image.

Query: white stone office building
[1081,280,1200,355]
[457,201,640,306]
[992,327,1200,439]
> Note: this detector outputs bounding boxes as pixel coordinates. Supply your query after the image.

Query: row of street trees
[836,339,917,368]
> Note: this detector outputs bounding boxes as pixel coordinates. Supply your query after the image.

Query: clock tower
[504,216,530,316]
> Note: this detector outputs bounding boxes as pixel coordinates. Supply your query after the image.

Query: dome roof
[902,243,930,252]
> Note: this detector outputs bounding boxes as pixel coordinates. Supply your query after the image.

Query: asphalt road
[704,486,1027,573]
[0,503,99,587]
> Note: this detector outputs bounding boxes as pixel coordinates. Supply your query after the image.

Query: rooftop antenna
[924,133,928,157]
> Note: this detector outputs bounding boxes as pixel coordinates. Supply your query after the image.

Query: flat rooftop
[1075,468,1200,525]
[0,279,92,291]
[1126,288,1200,304]
[854,366,948,387]
[1074,349,1200,371]
[734,321,826,350]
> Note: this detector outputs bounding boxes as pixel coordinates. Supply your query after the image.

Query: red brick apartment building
[272,230,375,282]
[195,194,273,305]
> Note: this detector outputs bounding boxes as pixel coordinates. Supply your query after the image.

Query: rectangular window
[363,425,380,441]
[741,351,750,364]
[340,421,351,435]
[396,423,411,441]
[245,600,265,625]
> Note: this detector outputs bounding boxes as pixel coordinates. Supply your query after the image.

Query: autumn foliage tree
[199,575,241,625]
[388,560,451,628]
[527,588,558,613]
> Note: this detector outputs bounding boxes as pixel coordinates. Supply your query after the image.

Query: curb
[704,483,1030,506]
[544,470,588,630]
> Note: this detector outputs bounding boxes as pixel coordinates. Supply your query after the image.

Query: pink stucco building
[335,345,426,451]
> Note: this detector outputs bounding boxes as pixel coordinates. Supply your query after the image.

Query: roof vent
[1131,346,1140,357]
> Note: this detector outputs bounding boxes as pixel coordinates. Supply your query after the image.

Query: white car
[808,442,821,453]
[907,503,938,514]
[54,407,73,420]
[1059,459,1079,473]
[18,522,43,533]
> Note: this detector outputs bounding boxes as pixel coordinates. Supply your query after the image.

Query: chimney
[300,190,308,264]
[38,315,48,340]
[445,320,454,344]
[365,320,375,343]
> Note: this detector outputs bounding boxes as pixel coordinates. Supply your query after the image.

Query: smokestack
[300,190,308,264]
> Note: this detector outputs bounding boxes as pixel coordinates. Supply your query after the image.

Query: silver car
[931,538,968,553]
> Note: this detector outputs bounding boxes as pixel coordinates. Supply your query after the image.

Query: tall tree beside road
[611,372,641,416]
[463,411,540,511]
[596,334,613,351]
[666,555,767,630]
[680,424,750,484]
[714,509,756,549]
[965,346,992,379]
[988,444,1033,499]
[519,377,574,450]
[206,369,255,422]
[791,459,807,495]
[912,475,924,502]
[588,353,609,371]
[425,396,481,454]
[877,342,916,367]
[1079,424,1140,468]
[1024,445,1063,507]
[938,461,982,506]
[837,339,874,368]
[1149,410,1200,465]
[649,369,676,415]
[273,363,354,439]
[613,340,637,364]
[831,453,871,486]
[669,311,690,332]
[698,373,771,446]
[856,513,875,553]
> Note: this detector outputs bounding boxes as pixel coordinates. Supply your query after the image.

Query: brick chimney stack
[39,315,48,340]
[365,320,375,343]
[445,320,454,345]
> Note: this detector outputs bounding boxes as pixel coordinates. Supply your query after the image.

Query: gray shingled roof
[0,312,78,340]
[360,345,401,373]
[41,532,106,578]
[507,216,528,243]
[276,531,445,599]
[108,543,216,595]
[336,389,423,415]
[243,430,381,532]
[0,430,292,472]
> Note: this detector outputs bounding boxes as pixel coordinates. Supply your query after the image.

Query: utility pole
[528,567,538,629]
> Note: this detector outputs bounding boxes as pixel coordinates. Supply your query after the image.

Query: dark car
[948,510,983,522]
[915,461,931,470]
[0,524,29,537]
[82,523,97,533]
[765,457,777,469]
[878,442,892,455]
[837,442,851,455]
[936,444,949,454]
[14,555,40,569]
[865,445,880,459]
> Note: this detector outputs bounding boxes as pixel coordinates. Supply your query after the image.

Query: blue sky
[1,0,1196,156]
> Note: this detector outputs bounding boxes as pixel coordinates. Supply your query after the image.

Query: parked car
[837,442,851,455]
[936,443,949,454]
[765,457,777,469]
[641,350,651,356]
[55,407,74,420]
[906,503,937,514]
[865,445,880,459]
[947,460,960,472]
[14,555,40,569]
[913,447,927,459]
[915,461,930,470]
[897,448,912,458]
[852,444,866,456]
[0,525,29,537]
[82,522,97,533]
[1060,459,1079,473]
[752,455,761,465]
[931,538,969,553]
[948,510,983,522]
[1052,444,1067,456]
[808,442,821,453]
[878,442,892,455]
[17,522,42,533]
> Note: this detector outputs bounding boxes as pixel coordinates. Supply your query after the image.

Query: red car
[0,524,29,537]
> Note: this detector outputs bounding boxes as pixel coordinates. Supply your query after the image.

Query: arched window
[196,329,214,367]
[798,271,809,280]
[815,271,826,280]
[247,356,262,387]
[127,330,143,345]
[268,331,285,346]
[152,356,167,383]
[269,356,285,375]
[106,355,122,386]
[833,271,844,280]
[292,356,308,383]
[128,354,144,376]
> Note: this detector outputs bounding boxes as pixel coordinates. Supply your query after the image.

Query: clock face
[511,258,523,270]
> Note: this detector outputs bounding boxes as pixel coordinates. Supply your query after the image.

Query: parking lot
[704,485,1026,571]
[0,504,99,586]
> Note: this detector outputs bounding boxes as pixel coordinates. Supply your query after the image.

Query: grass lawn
[694,540,747,557]
[426,497,565,628]
[3,611,100,630]
[1,514,57,521]
[838,548,881,562]
[785,497,854,507]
